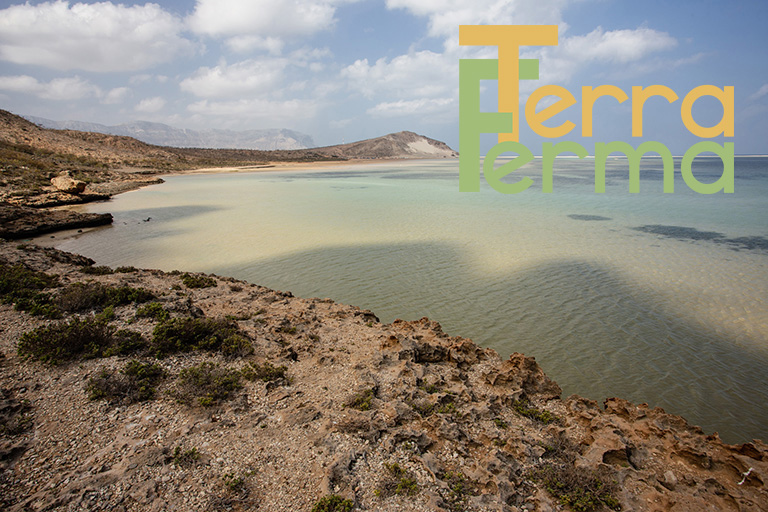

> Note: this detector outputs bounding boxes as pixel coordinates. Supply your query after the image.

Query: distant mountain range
[23,116,315,151]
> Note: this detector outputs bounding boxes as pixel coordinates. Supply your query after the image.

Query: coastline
[1,240,766,511]
[0,161,767,510]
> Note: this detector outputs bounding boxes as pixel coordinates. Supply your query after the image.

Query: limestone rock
[51,173,87,194]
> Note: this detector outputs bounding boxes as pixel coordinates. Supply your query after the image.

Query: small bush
[534,463,621,512]
[80,265,113,275]
[115,266,138,273]
[150,317,246,357]
[0,263,61,317]
[19,318,110,364]
[57,282,154,313]
[513,399,558,424]
[347,388,375,411]
[172,362,242,406]
[171,446,200,466]
[135,302,170,322]
[222,473,245,493]
[87,360,165,403]
[376,462,418,498]
[181,273,217,289]
[241,361,287,382]
[221,333,254,357]
[17,318,144,364]
[311,495,353,512]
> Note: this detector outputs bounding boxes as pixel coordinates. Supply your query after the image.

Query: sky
[0,0,766,153]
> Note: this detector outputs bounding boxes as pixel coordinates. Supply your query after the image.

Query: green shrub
[347,389,375,411]
[221,333,254,357]
[172,362,242,406]
[87,360,165,403]
[0,263,61,318]
[150,317,246,357]
[534,463,621,512]
[57,282,154,313]
[80,265,113,275]
[376,463,419,499]
[171,446,200,466]
[17,318,144,364]
[115,266,138,273]
[513,399,558,424]
[135,302,170,322]
[181,273,217,289]
[311,495,353,512]
[240,361,287,382]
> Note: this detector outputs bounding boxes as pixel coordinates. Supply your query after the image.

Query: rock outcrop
[50,173,86,195]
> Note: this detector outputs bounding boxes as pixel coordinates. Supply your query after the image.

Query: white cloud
[180,59,289,98]
[103,87,131,105]
[135,97,167,113]
[367,98,454,117]
[386,0,568,48]
[187,0,356,50]
[0,1,193,72]
[187,98,318,125]
[0,74,101,100]
[342,50,456,100]
[559,26,677,64]
[748,84,768,102]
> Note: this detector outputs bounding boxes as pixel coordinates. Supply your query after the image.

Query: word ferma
[459,25,734,194]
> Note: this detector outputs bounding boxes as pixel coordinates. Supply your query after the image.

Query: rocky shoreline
[1,241,766,512]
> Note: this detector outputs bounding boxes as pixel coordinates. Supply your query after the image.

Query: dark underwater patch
[568,214,612,221]
[633,225,768,253]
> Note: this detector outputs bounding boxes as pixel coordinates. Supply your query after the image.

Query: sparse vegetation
[135,302,170,322]
[311,495,353,512]
[0,262,61,318]
[150,317,246,357]
[240,361,287,382]
[169,446,200,467]
[172,362,242,407]
[181,273,217,289]
[347,388,375,411]
[441,471,473,512]
[376,462,418,498]
[86,360,165,403]
[80,265,113,275]
[56,282,155,313]
[513,399,558,424]
[534,463,621,512]
[17,318,144,364]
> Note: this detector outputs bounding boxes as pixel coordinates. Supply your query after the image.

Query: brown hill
[312,131,458,159]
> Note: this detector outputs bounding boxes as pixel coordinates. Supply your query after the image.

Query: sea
[41,156,768,444]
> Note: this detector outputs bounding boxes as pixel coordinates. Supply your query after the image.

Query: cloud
[748,84,768,102]
[103,87,131,105]
[559,26,677,64]
[187,98,319,125]
[135,97,167,113]
[342,50,456,100]
[0,1,193,72]
[187,0,356,51]
[386,0,568,48]
[180,59,289,98]
[367,98,454,117]
[0,75,101,101]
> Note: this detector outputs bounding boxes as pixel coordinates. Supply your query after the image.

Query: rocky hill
[0,241,765,511]
[25,116,315,151]
[313,131,458,159]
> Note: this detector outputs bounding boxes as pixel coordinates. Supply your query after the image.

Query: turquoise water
[48,157,768,443]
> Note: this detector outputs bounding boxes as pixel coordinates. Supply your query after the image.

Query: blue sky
[0,0,766,153]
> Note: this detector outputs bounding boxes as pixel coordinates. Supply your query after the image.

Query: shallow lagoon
[48,157,768,443]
